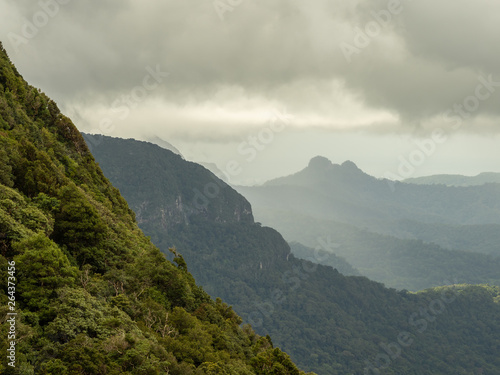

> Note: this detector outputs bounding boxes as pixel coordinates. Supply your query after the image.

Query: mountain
[86,134,500,374]
[404,172,500,187]
[236,157,500,290]
[0,42,310,375]
[147,135,184,158]
[288,241,361,277]
[257,211,500,291]
[256,156,500,230]
[198,162,231,183]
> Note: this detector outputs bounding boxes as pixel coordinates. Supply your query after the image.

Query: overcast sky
[1,0,500,184]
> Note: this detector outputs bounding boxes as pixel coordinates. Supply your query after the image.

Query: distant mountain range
[146,135,184,158]
[86,136,500,374]
[404,172,500,186]
[255,156,500,229]
[236,156,500,290]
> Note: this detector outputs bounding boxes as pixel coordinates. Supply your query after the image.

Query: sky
[1,0,500,185]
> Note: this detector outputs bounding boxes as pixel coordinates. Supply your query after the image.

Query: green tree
[52,184,107,270]
[14,234,77,315]
[0,147,13,187]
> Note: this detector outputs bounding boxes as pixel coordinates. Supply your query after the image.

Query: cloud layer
[1,0,500,142]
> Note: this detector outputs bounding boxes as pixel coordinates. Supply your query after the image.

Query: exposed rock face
[83,134,254,234]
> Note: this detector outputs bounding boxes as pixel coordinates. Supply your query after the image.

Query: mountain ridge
[242,155,500,228]
[87,135,500,374]
[236,156,500,290]
[0,41,311,375]
[264,157,375,188]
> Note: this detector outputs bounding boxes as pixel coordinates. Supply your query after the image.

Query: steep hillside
[249,208,500,291]
[0,42,310,375]
[87,134,500,375]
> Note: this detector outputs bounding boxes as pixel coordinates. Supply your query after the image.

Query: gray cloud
[346,0,500,122]
[1,0,500,142]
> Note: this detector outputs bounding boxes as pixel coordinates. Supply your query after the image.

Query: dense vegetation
[88,134,500,374]
[0,42,311,374]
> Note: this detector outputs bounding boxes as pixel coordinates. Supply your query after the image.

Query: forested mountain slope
[87,134,500,375]
[248,209,500,291]
[0,42,309,375]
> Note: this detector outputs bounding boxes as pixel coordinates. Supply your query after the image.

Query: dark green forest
[0,42,312,374]
[88,134,500,374]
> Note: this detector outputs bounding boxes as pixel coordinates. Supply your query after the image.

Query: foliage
[0,41,311,375]
[14,234,77,317]
[87,132,500,374]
